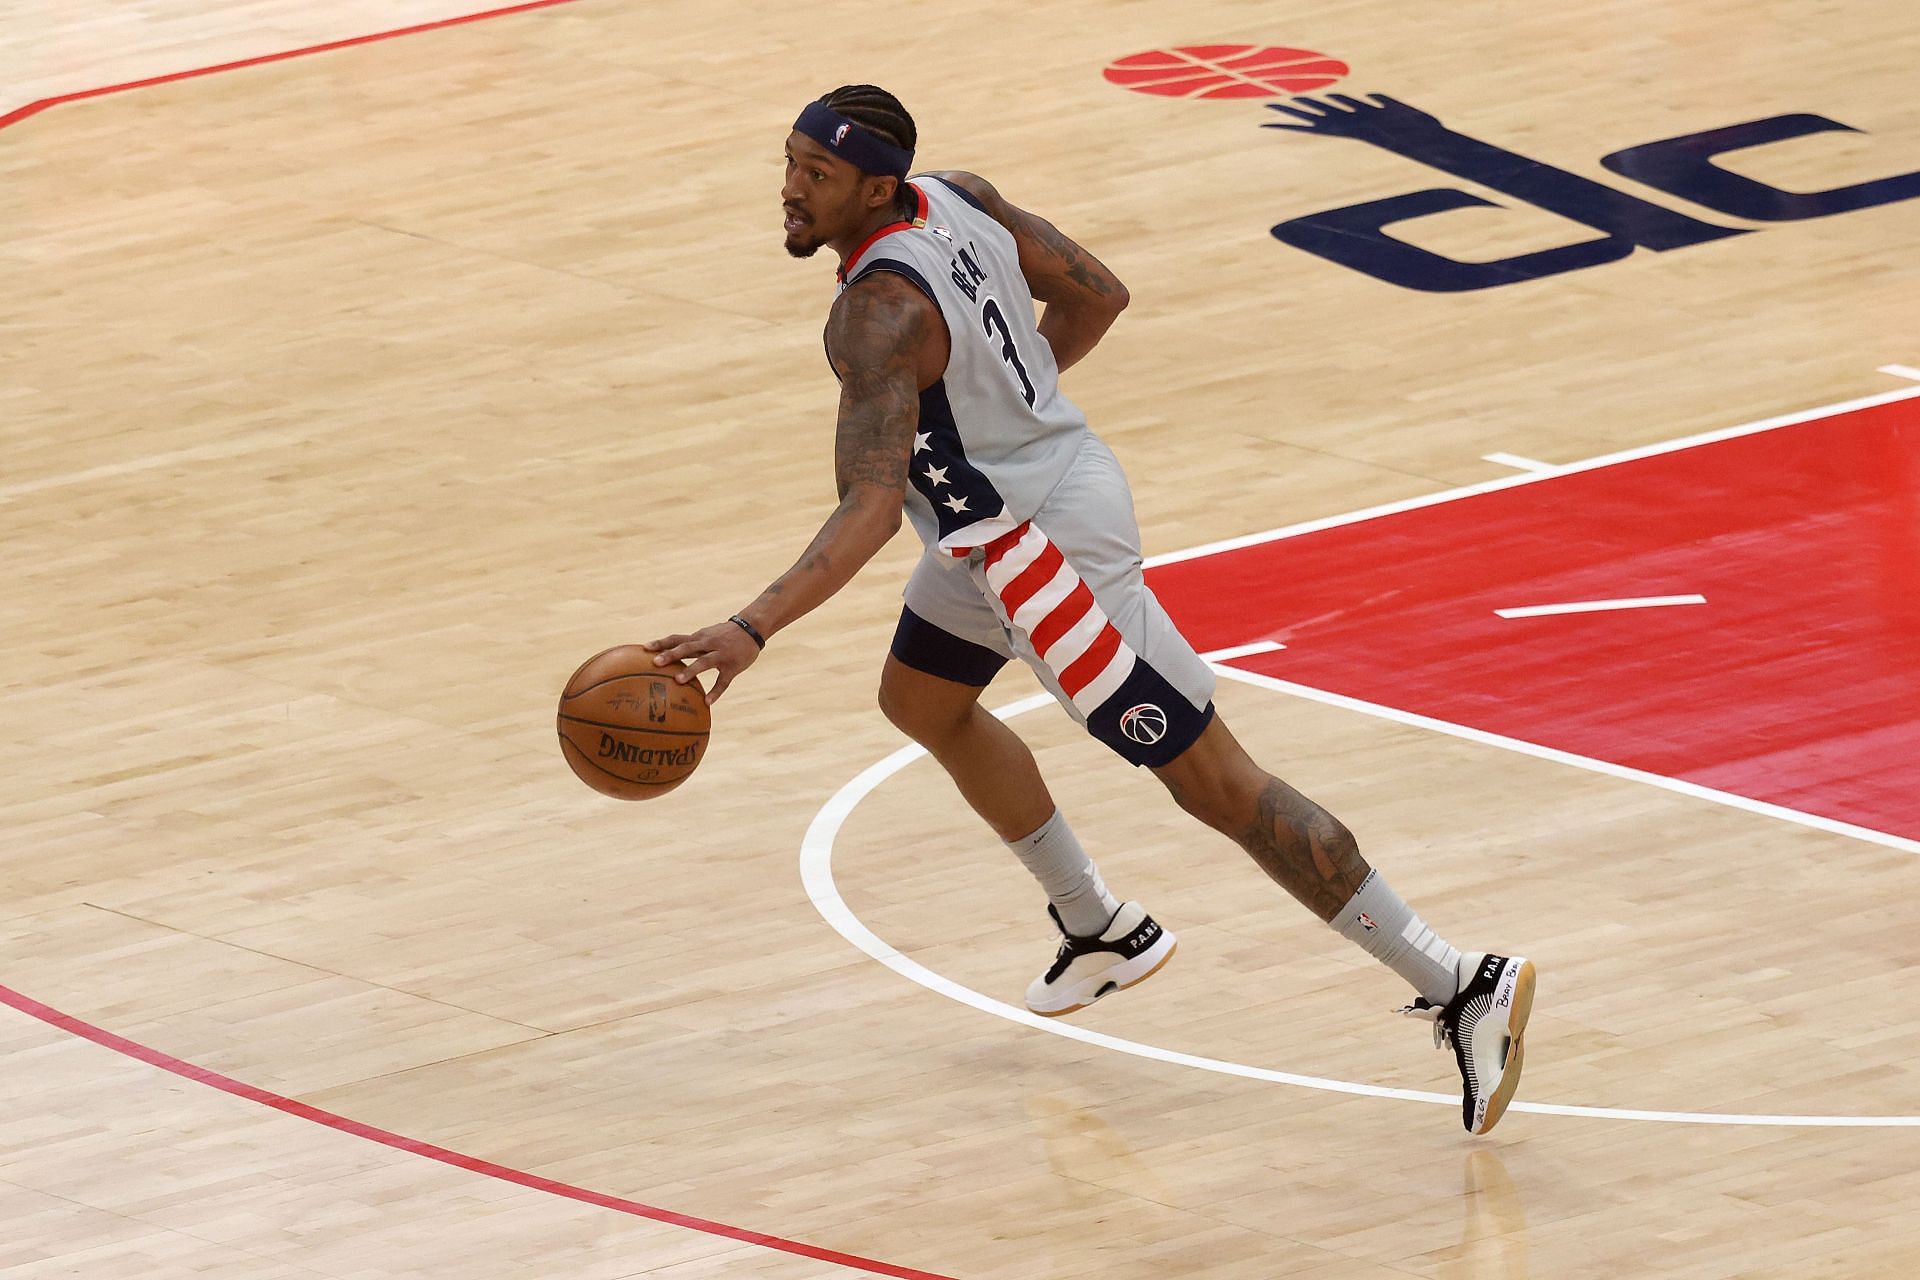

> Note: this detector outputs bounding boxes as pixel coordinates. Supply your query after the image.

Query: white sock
[1328,869,1463,1005]
[1006,809,1120,937]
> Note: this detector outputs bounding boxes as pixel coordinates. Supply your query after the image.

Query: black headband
[793,101,914,180]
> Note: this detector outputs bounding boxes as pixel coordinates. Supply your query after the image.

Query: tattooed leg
[1154,715,1468,1005]
[1153,717,1371,923]
[1237,775,1371,921]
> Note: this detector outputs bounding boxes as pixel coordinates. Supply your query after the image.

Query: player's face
[780,132,878,259]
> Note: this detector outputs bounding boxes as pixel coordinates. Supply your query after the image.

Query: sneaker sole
[1472,958,1536,1136]
[1030,938,1178,1018]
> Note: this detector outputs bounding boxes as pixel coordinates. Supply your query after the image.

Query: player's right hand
[644,622,760,704]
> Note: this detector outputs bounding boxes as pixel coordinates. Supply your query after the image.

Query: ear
[865,174,899,211]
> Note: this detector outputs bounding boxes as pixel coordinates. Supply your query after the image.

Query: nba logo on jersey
[832,123,850,146]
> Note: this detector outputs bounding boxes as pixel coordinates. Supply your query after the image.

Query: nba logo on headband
[794,101,914,178]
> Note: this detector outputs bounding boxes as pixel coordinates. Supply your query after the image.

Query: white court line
[1210,665,1920,856]
[1141,382,1920,852]
[1481,451,1556,473]
[1147,382,1920,568]
[800,689,1920,1127]
[1495,594,1706,619]
[1197,640,1286,661]
[1136,385,1920,855]
[1879,364,1920,382]
[800,381,1920,1128]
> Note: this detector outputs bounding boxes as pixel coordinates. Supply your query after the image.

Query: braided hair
[821,84,918,217]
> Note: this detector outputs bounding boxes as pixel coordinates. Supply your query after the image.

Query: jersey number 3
[981,298,1036,407]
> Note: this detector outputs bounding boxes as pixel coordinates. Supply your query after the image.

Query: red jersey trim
[838,183,930,282]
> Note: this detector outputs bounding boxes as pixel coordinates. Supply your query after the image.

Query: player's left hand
[644,622,761,703]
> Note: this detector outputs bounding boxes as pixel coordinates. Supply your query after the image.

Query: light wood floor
[4,2,1919,1277]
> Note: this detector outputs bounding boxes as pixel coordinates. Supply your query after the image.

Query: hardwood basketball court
[4,2,1918,1276]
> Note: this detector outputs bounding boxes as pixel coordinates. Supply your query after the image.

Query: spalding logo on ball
[557,644,711,800]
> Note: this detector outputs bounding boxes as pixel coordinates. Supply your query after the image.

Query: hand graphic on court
[1263,93,1442,139]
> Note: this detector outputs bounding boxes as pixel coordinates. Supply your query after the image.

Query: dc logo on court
[1119,703,1168,745]
[1104,45,1920,291]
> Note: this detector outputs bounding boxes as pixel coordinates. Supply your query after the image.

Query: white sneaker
[1025,902,1177,1017]
[1404,952,1536,1135]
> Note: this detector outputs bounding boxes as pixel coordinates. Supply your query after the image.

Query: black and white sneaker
[1025,902,1177,1017]
[1403,952,1536,1135]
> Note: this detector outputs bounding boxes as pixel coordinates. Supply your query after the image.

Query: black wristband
[728,614,766,649]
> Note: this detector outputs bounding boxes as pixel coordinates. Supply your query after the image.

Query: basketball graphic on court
[1103,45,1348,99]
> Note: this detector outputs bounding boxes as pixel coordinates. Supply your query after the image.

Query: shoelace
[1398,997,1451,1049]
[1042,936,1076,982]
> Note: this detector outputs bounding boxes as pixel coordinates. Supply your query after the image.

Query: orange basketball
[557,645,712,800]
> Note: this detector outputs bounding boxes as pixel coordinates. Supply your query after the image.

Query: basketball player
[647,86,1535,1133]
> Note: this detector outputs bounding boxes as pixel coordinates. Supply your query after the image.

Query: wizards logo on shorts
[1118,703,1168,746]
[1105,45,1920,291]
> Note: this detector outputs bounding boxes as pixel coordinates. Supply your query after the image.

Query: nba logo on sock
[1358,911,1378,932]
[1119,703,1168,745]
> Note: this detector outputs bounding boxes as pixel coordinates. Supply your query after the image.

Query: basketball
[557,645,712,800]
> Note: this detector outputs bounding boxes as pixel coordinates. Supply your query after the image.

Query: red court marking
[0,981,957,1280]
[0,0,590,135]
[1103,46,1348,100]
[3,8,952,1275]
[1148,394,1920,843]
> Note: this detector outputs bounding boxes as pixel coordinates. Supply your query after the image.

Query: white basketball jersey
[835,177,1092,554]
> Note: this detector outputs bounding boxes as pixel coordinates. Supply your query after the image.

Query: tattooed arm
[748,271,928,626]
[647,272,932,700]
[930,170,1129,373]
